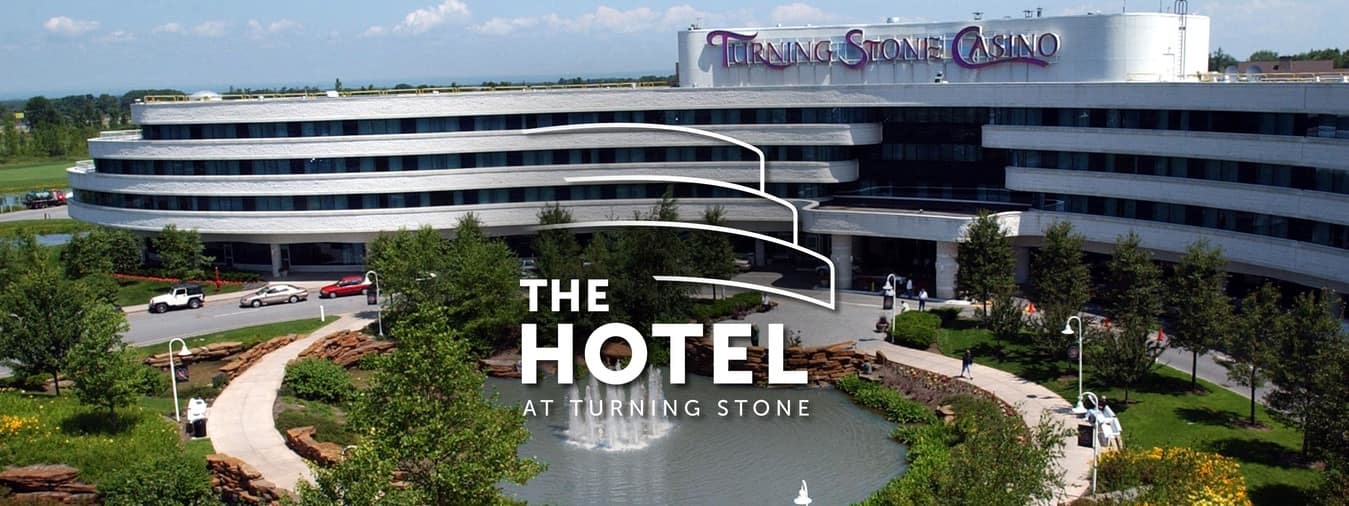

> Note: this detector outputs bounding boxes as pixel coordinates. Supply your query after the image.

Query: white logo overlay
[794,479,813,505]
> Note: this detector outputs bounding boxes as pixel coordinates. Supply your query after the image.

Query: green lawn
[275,394,359,446]
[116,278,247,308]
[0,391,193,487]
[0,159,77,195]
[0,218,90,236]
[933,325,1319,505]
[131,318,327,358]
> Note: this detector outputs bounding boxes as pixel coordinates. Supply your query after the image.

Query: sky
[0,0,1344,98]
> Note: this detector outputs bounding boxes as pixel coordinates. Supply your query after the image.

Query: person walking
[918,289,928,312]
[960,349,974,379]
[905,277,914,298]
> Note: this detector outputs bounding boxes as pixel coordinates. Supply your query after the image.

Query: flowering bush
[1097,447,1250,505]
[0,414,39,438]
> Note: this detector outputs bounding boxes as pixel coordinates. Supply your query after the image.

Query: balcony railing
[140,81,671,103]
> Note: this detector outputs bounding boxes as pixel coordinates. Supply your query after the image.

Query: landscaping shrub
[100,453,219,506]
[275,398,359,447]
[1097,447,1249,505]
[891,311,942,349]
[837,374,937,425]
[929,307,963,327]
[130,365,170,396]
[688,292,762,322]
[284,359,354,404]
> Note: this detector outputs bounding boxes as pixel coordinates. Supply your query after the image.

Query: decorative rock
[206,453,291,504]
[219,335,303,379]
[297,330,394,367]
[144,342,244,369]
[0,464,98,504]
[284,426,345,467]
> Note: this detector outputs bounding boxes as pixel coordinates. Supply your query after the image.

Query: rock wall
[206,454,290,505]
[218,335,303,379]
[0,464,97,504]
[283,427,343,467]
[872,350,1018,419]
[296,330,393,368]
[143,342,244,369]
[686,339,873,384]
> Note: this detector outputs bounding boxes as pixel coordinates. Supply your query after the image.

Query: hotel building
[69,11,1349,298]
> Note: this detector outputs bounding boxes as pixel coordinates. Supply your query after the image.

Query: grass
[0,391,193,487]
[933,323,1320,505]
[0,218,90,236]
[0,158,77,195]
[131,318,327,358]
[275,395,359,446]
[115,278,246,308]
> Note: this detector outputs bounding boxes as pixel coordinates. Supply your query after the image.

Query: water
[489,371,907,505]
[36,233,71,246]
[566,368,673,451]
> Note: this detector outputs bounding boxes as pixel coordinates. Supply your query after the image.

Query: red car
[319,275,372,298]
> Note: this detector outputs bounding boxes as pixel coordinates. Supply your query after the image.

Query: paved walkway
[206,313,374,491]
[744,289,1093,503]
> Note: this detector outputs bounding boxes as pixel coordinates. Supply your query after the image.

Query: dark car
[320,275,372,298]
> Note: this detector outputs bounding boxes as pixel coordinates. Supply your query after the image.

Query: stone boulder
[218,335,303,379]
[143,342,244,369]
[206,454,290,505]
[0,464,98,504]
[284,426,344,467]
[297,330,394,367]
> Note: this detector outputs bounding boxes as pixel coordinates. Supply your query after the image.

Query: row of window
[993,108,1349,139]
[140,107,880,140]
[92,146,853,176]
[1011,150,1349,196]
[1035,194,1349,251]
[202,242,364,266]
[74,183,824,212]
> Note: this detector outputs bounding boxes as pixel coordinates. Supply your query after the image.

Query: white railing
[97,129,141,139]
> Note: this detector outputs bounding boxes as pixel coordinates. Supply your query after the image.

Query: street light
[168,338,192,422]
[882,273,897,324]
[1078,391,1102,495]
[365,270,382,337]
[1062,315,1086,414]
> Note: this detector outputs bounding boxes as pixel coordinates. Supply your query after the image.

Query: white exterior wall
[678,13,1209,87]
[986,126,1349,170]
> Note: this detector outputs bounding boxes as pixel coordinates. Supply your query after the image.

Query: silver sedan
[239,284,309,308]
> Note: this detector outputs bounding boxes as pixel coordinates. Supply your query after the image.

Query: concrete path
[206,313,374,491]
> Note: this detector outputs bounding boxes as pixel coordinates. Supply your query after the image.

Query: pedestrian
[900,300,910,314]
[960,349,974,379]
[905,278,913,297]
[918,289,928,312]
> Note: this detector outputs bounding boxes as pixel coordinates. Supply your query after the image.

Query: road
[123,294,373,347]
[0,204,70,222]
[1156,345,1272,401]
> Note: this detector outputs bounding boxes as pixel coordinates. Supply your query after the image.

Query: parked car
[148,283,205,314]
[733,255,752,272]
[239,284,309,308]
[319,275,371,298]
[520,258,538,278]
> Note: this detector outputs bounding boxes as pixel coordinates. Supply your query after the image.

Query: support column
[269,243,282,279]
[1014,246,1031,286]
[753,239,766,267]
[935,241,958,299]
[830,234,853,290]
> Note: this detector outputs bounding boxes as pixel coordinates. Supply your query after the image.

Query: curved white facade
[70,11,1349,296]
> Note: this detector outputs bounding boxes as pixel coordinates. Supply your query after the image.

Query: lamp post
[882,273,897,323]
[365,270,382,337]
[1079,391,1101,495]
[1062,315,1086,414]
[168,338,192,422]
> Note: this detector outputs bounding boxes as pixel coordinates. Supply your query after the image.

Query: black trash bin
[192,419,207,438]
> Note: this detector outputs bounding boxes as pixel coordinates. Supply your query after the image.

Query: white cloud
[43,16,99,35]
[193,21,227,37]
[152,22,184,34]
[360,25,387,38]
[99,30,135,43]
[247,18,301,38]
[470,17,539,36]
[395,0,471,34]
[770,3,839,26]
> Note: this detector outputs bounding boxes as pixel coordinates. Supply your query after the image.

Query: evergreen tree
[611,189,690,330]
[985,292,1025,343]
[444,214,526,357]
[300,307,543,504]
[1225,283,1284,426]
[1030,221,1091,356]
[687,205,737,298]
[152,225,211,280]
[1089,232,1165,402]
[1267,289,1343,453]
[957,210,1015,318]
[1169,240,1232,389]
[1308,336,1349,504]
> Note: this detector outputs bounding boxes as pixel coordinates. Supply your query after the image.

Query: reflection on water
[37,233,71,246]
[489,371,906,506]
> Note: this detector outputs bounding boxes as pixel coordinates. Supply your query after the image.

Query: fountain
[565,368,672,451]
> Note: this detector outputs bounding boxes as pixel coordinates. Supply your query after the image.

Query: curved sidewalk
[856,338,1094,502]
[206,314,374,491]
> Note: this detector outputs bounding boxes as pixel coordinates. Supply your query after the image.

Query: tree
[365,226,454,319]
[1248,50,1280,61]
[984,292,1025,343]
[61,226,141,279]
[333,78,343,92]
[1209,47,1238,71]
[1225,283,1284,426]
[1029,221,1090,356]
[152,225,211,280]
[301,307,542,504]
[957,210,1015,318]
[443,214,526,357]
[1169,240,1232,389]
[608,190,691,330]
[0,264,104,396]
[1267,289,1343,453]
[65,303,136,425]
[1307,336,1349,503]
[1088,233,1166,402]
[534,203,582,283]
[687,205,737,298]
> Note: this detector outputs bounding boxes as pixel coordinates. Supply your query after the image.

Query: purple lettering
[813,40,833,62]
[706,30,759,67]
[1037,33,1060,57]
[842,29,869,68]
[881,38,900,60]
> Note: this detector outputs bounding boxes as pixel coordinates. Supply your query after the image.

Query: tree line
[0,90,186,162]
[1209,47,1349,71]
[955,212,1349,502]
